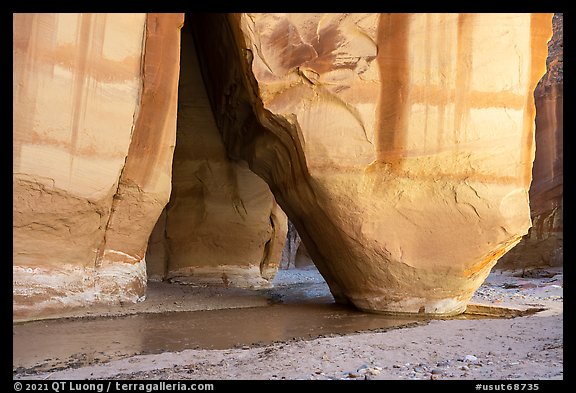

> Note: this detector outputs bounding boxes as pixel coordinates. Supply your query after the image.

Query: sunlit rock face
[192,13,552,315]
[497,13,563,270]
[13,13,183,321]
[144,22,287,289]
[12,12,554,321]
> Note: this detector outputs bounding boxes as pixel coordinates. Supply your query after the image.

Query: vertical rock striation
[280,220,302,270]
[13,13,183,321]
[13,12,555,320]
[192,13,552,315]
[497,13,563,270]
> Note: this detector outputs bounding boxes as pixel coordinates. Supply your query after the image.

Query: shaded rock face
[496,13,563,270]
[13,13,183,321]
[280,221,314,269]
[145,22,287,288]
[192,13,552,315]
[280,221,301,270]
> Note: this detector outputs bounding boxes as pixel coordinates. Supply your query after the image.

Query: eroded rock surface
[280,221,301,270]
[497,13,563,270]
[192,13,552,315]
[144,22,287,289]
[13,12,555,320]
[13,13,183,321]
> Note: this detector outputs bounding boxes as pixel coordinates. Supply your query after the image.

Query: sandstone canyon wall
[496,13,563,270]
[13,13,554,321]
[145,22,287,288]
[192,13,552,315]
[13,13,183,321]
[280,220,301,270]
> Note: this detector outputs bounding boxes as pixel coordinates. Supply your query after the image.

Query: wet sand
[13,266,563,380]
[13,303,423,371]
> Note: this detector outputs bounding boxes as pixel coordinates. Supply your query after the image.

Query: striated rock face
[280,220,301,270]
[496,85,563,270]
[496,13,563,270]
[13,13,183,321]
[13,12,555,320]
[192,13,552,315]
[144,21,287,289]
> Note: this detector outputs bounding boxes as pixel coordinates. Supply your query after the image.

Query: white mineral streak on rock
[13,260,147,322]
[13,13,183,321]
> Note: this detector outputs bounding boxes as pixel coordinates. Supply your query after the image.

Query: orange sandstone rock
[144,22,287,289]
[192,13,553,315]
[13,13,554,320]
[497,14,563,270]
[13,13,183,321]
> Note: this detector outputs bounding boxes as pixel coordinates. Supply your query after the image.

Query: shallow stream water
[13,302,423,371]
[13,266,544,374]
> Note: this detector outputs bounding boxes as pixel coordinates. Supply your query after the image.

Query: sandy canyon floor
[13,266,563,381]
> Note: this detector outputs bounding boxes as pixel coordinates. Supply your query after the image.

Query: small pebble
[431,368,443,375]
